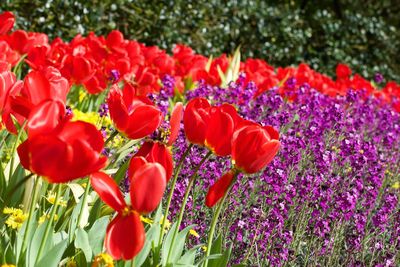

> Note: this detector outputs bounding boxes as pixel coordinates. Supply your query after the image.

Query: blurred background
[1,0,399,82]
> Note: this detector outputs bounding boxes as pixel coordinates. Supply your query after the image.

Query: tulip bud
[183,97,210,146]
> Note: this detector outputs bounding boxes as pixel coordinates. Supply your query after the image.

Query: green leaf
[177,245,201,265]
[36,239,68,267]
[0,162,6,197]
[208,234,223,267]
[8,165,26,207]
[75,228,92,262]
[27,222,52,267]
[134,223,158,266]
[196,254,223,266]
[67,183,85,203]
[218,244,232,267]
[162,224,195,265]
[15,211,38,260]
[113,160,129,184]
[88,216,109,255]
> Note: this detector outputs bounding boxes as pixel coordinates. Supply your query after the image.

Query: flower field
[0,11,399,267]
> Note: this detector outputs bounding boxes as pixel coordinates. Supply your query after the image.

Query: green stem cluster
[166,151,212,263]
[203,173,238,267]
[35,184,62,264]
[157,143,193,248]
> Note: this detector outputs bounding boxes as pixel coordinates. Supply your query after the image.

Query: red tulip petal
[105,213,145,260]
[130,162,166,214]
[167,102,183,146]
[125,105,162,139]
[17,140,31,171]
[90,172,126,212]
[72,56,94,84]
[27,100,65,138]
[149,143,173,182]
[108,86,130,131]
[66,139,106,180]
[10,95,34,118]
[264,125,280,140]
[206,170,235,208]
[0,11,15,35]
[134,141,153,158]
[232,124,280,174]
[183,97,210,145]
[128,156,147,179]
[57,121,104,152]
[205,107,234,156]
[24,70,51,105]
[28,136,71,182]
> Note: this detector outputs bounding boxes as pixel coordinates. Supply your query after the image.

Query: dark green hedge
[1,0,400,82]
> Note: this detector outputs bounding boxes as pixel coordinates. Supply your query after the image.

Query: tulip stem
[19,176,40,263]
[76,178,91,229]
[35,184,62,264]
[203,173,237,267]
[105,130,118,146]
[157,143,193,248]
[166,151,212,264]
[8,121,27,180]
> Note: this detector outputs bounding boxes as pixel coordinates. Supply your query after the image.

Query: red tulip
[205,104,240,156]
[60,55,95,85]
[0,11,15,35]
[108,84,162,139]
[3,66,69,133]
[8,30,48,54]
[183,97,211,146]
[232,123,280,174]
[104,212,145,260]
[167,102,183,146]
[132,141,173,182]
[90,166,166,260]
[18,114,107,183]
[0,40,20,67]
[130,162,166,214]
[336,63,352,80]
[205,170,235,207]
[88,171,126,212]
[106,30,126,54]
[0,70,17,114]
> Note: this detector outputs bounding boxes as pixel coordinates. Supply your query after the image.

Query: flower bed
[0,11,399,267]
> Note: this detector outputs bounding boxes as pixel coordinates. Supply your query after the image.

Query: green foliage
[0,0,399,81]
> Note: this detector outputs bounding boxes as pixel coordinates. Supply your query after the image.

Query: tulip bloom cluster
[0,11,400,115]
[0,10,399,267]
[183,97,280,207]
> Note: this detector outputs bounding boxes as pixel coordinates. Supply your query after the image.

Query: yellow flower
[3,207,19,214]
[112,135,125,148]
[201,246,207,252]
[3,207,27,229]
[71,109,112,127]
[66,258,77,267]
[79,90,87,102]
[140,216,153,225]
[92,253,114,267]
[392,182,400,189]
[160,215,171,230]
[189,229,200,238]
[39,212,59,224]
[1,264,16,267]
[72,109,100,125]
[46,191,67,207]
